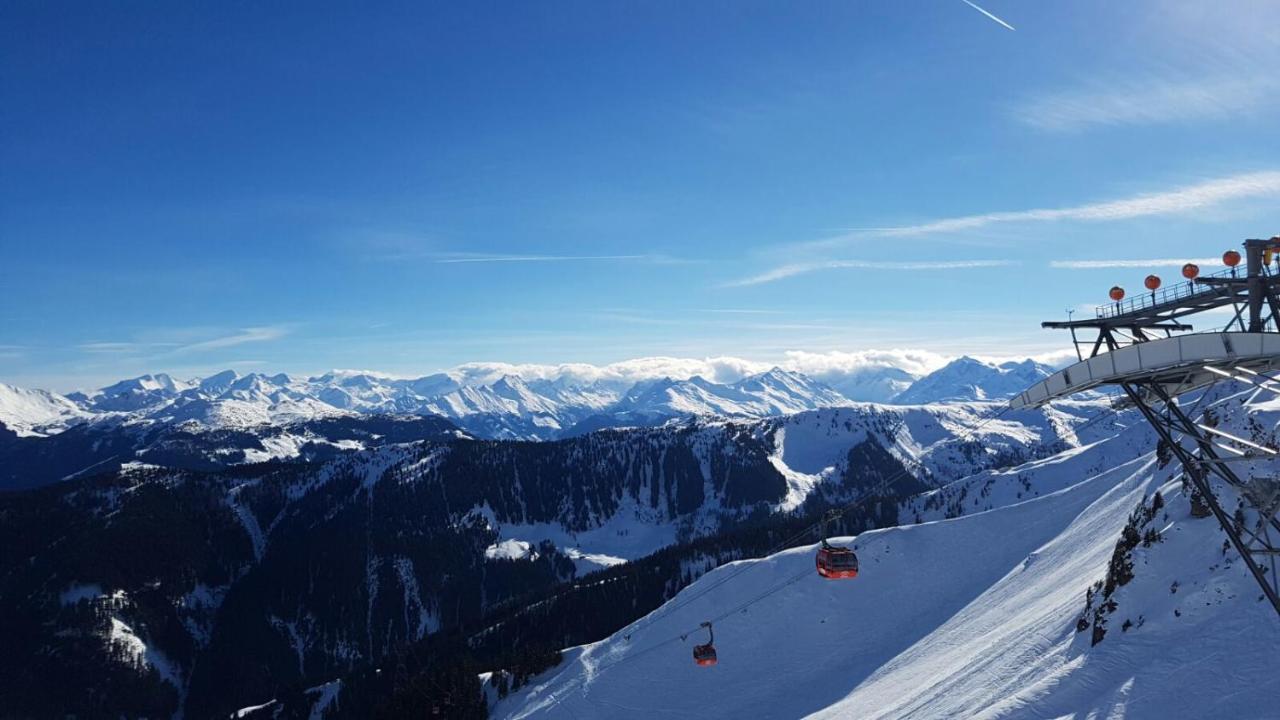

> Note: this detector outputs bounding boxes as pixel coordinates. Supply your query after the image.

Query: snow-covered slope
[0,382,90,436]
[894,357,1055,405]
[495,387,1280,719]
[495,467,1277,719]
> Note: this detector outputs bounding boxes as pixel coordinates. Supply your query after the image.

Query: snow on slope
[0,382,90,436]
[495,443,1279,718]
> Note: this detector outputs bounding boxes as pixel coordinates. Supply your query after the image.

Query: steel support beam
[1121,381,1280,618]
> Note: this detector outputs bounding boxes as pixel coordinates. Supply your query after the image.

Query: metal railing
[1094,267,1241,319]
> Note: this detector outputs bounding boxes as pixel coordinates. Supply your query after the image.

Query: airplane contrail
[960,0,1016,31]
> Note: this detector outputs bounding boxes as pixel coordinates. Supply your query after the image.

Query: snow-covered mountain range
[11,355,1279,719]
[0,357,1058,444]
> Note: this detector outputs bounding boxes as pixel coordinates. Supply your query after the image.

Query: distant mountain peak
[893,356,1053,404]
[198,369,240,391]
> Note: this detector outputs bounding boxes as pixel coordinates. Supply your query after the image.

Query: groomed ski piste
[494,391,1280,719]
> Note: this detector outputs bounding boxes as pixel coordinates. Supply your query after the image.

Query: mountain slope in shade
[439,401,1115,582]
[494,437,1279,719]
[893,357,1055,404]
[0,382,90,437]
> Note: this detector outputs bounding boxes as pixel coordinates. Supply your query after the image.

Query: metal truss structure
[1018,237,1280,619]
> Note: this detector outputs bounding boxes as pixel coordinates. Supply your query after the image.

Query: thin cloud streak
[1015,76,1277,132]
[805,171,1280,247]
[1051,257,1221,269]
[174,327,290,354]
[728,259,1014,287]
[435,254,647,264]
[75,329,289,358]
[78,342,159,354]
[960,0,1015,31]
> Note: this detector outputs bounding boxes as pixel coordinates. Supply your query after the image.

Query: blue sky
[4,1,1280,390]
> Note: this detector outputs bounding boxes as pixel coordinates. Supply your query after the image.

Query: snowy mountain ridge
[1,357,1063,442]
[893,356,1057,405]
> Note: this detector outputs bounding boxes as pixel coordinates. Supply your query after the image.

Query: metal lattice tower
[1011,237,1280,619]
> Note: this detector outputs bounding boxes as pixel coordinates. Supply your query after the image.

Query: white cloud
[806,171,1280,246]
[727,259,1014,287]
[438,349,957,391]
[781,349,950,378]
[446,356,773,387]
[78,342,151,354]
[1014,76,1277,133]
[1050,257,1222,269]
[72,328,289,358]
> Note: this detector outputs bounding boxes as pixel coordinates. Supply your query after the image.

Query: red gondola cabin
[693,643,717,666]
[692,621,717,666]
[816,544,859,579]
